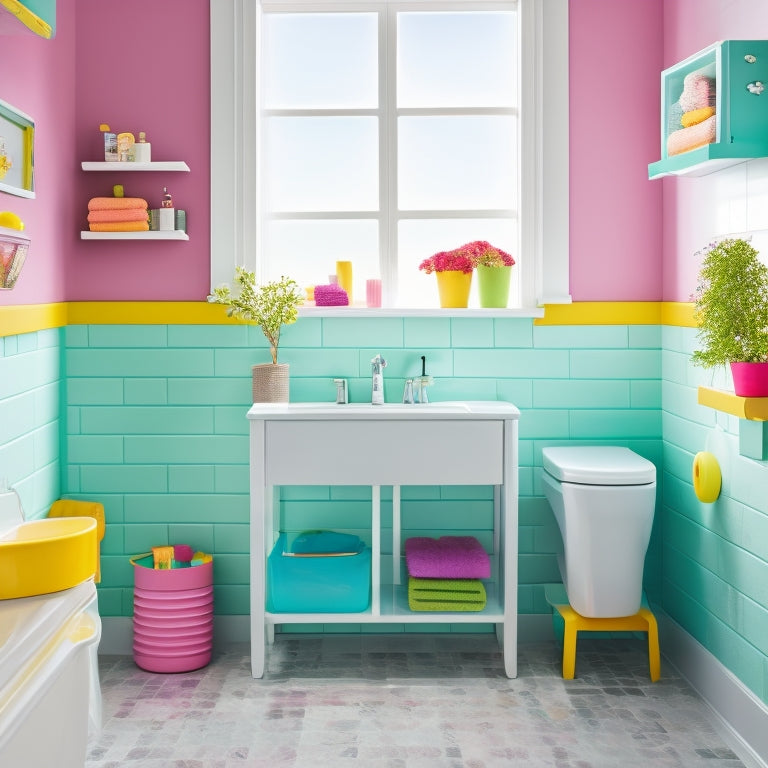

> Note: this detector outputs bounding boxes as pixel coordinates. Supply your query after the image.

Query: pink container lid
[132,558,213,591]
[134,649,212,674]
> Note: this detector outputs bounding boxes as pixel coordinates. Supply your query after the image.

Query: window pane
[263,13,378,109]
[399,116,516,210]
[264,219,379,305]
[398,12,517,108]
[397,218,518,308]
[264,117,379,212]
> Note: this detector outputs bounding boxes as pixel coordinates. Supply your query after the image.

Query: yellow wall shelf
[698,386,768,460]
[697,387,768,421]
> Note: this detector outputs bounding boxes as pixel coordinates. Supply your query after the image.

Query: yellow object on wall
[692,451,722,503]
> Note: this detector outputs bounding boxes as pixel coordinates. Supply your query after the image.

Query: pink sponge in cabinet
[313,283,349,306]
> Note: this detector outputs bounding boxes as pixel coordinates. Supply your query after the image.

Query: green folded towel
[408,577,487,612]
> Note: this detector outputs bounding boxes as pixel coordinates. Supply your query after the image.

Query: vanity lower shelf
[267,583,505,625]
[80,230,189,241]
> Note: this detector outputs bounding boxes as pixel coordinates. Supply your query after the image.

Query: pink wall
[0,0,75,306]
[2,0,668,306]
[662,0,768,301]
[71,0,211,300]
[568,0,664,301]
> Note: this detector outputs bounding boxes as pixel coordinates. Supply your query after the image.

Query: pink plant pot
[730,362,768,397]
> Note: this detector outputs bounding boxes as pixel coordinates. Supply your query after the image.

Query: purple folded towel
[314,283,349,306]
[405,536,490,579]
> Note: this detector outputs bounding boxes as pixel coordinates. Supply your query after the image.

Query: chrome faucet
[371,354,386,405]
[334,378,348,404]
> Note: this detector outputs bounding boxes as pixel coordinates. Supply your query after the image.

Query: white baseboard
[660,613,768,768]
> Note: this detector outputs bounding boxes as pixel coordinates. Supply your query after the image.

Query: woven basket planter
[252,363,289,403]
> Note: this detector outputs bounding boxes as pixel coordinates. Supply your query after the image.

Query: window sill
[299,306,545,319]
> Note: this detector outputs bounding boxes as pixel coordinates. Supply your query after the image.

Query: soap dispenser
[134,131,152,163]
[371,354,387,405]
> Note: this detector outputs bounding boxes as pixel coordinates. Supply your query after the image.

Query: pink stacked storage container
[131,556,213,673]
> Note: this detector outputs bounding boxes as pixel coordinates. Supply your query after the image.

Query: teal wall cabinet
[649,40,768,179]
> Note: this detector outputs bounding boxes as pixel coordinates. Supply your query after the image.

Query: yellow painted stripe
[66,301,235,325]
[0,303,67,337]
[1,301,698,337]
[535,302,662,325]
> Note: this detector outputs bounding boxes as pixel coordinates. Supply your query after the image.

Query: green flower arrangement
[209,267,303,364]
[691,238,768,368]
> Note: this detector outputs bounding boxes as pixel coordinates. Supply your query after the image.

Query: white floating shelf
[81,161,190,172]
[80,231,189,241]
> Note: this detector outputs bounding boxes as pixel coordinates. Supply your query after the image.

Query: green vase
[477,265,512,308]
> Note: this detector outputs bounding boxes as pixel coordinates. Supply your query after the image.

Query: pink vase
[730,362,768,397]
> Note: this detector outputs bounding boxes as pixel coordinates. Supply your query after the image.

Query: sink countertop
[247,400,520,420]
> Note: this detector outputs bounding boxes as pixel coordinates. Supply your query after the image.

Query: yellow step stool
[544,584,660,682]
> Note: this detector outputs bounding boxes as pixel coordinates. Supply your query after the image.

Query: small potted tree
[209,267,304,402]
[691,237,768,396]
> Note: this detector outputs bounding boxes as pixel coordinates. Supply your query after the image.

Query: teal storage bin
[267,533,371,613]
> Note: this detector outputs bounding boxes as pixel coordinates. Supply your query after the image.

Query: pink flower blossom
[419,240,515,274]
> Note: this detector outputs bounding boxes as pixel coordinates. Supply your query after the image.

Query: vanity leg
[392,485,401,585]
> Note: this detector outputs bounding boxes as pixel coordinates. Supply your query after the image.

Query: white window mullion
[383,5,398,307]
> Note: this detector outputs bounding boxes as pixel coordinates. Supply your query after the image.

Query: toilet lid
[542,446,656,485]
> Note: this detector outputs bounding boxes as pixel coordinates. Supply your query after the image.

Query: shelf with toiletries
[81,161,190,172]
[80,230,189,241]
[649,40,768,180]
[247,401,520,679]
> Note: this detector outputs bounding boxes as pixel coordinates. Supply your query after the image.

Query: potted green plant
[209,267,304,402]
[691,237,768,396]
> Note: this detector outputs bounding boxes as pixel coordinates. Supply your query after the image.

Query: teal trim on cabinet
[649,40,768,179]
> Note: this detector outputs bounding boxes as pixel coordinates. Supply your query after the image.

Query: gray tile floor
[87,634,753,768]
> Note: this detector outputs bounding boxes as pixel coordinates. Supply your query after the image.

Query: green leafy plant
[691,238,768,368]
[209,267,303,364]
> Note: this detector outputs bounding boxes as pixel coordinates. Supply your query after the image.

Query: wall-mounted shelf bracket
[698,386,768,460]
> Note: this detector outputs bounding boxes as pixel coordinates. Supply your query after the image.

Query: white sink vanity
[247,400,520,678]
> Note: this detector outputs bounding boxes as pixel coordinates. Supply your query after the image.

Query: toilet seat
[542,446,655,486]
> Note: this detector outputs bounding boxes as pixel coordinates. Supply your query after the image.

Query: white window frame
[210,0,571,313]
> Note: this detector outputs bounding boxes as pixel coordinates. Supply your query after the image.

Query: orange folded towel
[89,220,150,232]
[88,196,149,211]
[87,208,148,223]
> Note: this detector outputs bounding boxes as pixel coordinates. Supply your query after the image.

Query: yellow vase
[336,260,353,304]
[435,270,472,308]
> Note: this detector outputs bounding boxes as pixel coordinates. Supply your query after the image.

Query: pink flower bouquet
[419,240,514,274]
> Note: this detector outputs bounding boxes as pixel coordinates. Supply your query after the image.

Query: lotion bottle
[371,354,386,405]
[134,131,152,163]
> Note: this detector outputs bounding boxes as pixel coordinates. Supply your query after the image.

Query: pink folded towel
[405,536,490,579]
[87,208,148,223]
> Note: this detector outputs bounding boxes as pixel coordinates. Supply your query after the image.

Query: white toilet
[542,446,656,618]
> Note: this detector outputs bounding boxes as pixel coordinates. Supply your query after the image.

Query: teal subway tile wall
[0,329,63,520]
[59,317,663,629]
[6,315,768,703]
